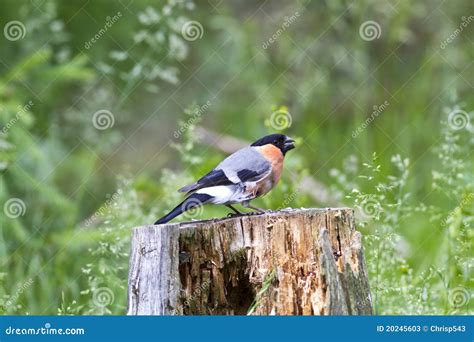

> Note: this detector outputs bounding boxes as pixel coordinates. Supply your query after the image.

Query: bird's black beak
[283,137,295,153]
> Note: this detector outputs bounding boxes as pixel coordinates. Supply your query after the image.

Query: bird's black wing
[236,169,264,182]
[197,169,235,187]
[178,169,234,193]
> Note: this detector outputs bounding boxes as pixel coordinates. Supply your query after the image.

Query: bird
[154,133,295,224]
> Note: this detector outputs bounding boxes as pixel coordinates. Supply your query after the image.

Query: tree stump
[127,208,372,315]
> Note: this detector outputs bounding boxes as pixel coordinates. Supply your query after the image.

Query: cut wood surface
[127,208,372,315]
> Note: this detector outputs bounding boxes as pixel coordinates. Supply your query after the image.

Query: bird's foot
[243,211,265,216]
[245,204,270,214]
[227,212,243,218]
[227,211,263,218]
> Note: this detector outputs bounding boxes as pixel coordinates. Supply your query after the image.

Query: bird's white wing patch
[196,184,252,204]
[221,168,241,183]
[196,186,235,204]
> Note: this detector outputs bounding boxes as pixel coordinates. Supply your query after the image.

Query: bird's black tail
[154,193,212,225]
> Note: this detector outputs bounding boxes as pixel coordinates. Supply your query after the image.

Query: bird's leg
[247,204,267,213]
[227,204,243,214]
[241,202,268,215]
[226,204,244,217]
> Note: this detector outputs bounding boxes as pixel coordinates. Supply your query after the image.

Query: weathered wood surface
[127,208,372,315]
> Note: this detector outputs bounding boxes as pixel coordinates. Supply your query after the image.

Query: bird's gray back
[216,147,271,183]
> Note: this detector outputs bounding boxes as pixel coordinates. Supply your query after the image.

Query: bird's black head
[251,134,295,155]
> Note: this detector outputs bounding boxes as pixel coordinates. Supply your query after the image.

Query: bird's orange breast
[255,144,284,184]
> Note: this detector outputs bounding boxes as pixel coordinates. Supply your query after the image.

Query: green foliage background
[0,0,472,314]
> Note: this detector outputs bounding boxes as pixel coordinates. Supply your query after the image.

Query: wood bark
[127,208,372,315]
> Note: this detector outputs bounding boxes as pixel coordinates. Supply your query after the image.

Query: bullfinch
[154,133,295,224]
